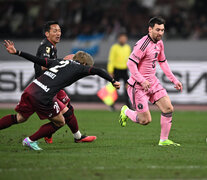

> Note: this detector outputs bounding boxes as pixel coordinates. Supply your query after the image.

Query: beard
[153,35,162,42]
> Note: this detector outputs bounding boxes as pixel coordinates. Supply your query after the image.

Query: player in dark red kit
[1,40,120,150]
[35,21,92,144]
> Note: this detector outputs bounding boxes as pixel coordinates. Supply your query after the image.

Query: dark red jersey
[34,38,57,78]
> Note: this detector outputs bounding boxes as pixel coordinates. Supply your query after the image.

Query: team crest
[138,103,143,110]
[46,47,51,54]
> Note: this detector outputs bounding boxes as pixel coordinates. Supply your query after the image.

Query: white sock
[124,108,129,116]
[160,139,168,142]
[27,137,33,142]
[73,130,82,139]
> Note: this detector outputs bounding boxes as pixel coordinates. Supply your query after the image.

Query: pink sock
[160,112,172,140]
[125,109,139,123]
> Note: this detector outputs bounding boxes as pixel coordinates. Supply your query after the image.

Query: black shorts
[114,68,129,83]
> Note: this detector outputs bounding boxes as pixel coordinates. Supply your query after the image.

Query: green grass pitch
[0,109,207,180]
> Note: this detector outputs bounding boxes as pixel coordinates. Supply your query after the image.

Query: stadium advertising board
[0,61,206,104]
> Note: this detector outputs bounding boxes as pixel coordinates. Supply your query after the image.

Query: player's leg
[155,95,180,146]
[0,112,28,130]
[120,85,151,126]
[23,109,66,151]
[63,104,96,143]
[57,90,96,143]
[44,91,69,143]
[28,106,67,141]
[56,90,80,134]
[23,99,66,150]
[0,92,34,130]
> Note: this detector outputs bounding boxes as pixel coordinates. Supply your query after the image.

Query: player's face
[118,35,128,45]
[149,24,165,42]
[46,24,61,44]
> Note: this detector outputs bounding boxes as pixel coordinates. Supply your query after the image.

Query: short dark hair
[148,17,165,28]
[43,21,59,33]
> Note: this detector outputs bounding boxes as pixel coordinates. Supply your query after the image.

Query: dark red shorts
[15,91,66,120]
[56,90,70,105]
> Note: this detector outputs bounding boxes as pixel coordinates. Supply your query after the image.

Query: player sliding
[1,40,120,150]
[119,17,183,146]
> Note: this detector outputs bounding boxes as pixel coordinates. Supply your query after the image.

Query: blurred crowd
[0,0,206,39]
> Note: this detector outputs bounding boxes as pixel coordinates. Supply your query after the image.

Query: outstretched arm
[4,40,54,68]
[89,67,120,89]
[159,60,183,91]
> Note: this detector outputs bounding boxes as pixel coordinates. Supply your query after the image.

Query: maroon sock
[0,114,17,130]
[29,122,60,141]
[65,114,79,134]
[64,105,79,134]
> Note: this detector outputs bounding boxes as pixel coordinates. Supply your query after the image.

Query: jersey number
[49,60,69,73]
[152,60,156,68]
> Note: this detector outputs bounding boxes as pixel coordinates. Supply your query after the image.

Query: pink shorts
[127,82,167,113]
[15,91,66,120]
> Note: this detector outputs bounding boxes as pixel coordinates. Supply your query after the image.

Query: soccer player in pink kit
[119,17,183,146]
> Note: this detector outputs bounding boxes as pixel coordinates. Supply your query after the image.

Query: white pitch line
[148,165,207,169]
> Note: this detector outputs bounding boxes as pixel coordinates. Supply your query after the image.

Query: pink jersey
[128,34,166,86]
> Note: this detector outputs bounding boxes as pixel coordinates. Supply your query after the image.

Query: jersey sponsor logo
[44,71,56,79]
[46,47,51,54]
[33,79,50,92]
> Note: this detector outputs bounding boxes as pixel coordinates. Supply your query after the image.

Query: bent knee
[162,105,174,114]
[139,117,151,125]
[57,120,65,127]
[17,113,27,123]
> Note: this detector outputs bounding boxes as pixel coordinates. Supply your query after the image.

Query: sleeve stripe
[140,38,150,52]
[129,58,138,65]
[158,59,166,63]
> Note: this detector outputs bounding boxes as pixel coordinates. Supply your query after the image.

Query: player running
[119,17,183,146]
[34,21,90,144]
[1,40,120,150]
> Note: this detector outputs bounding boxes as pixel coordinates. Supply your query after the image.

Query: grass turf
[0,109,207,180]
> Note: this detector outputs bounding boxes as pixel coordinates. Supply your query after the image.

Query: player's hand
[141,80,150,91]
[113,81,120,89]
[64,54,74,60]
[174,81,183,92]
[4,40,17,54]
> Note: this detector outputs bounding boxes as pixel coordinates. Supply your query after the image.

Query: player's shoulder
[134,35,151,52]
[38,39,51,48]
[37,39,48,51]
